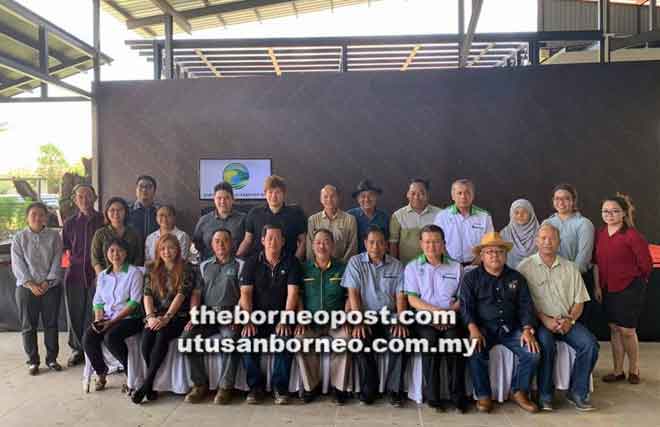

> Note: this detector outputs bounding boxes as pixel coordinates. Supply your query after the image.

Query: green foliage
[0,196,30,242]
[36,143,68,193]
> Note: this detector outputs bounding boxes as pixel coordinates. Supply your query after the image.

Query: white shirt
[144,227,192,263]
[434,204,494,263]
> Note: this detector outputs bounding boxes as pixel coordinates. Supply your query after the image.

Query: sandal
[95,375,107,391]
[602,373,626,383]
[628,373,641,384]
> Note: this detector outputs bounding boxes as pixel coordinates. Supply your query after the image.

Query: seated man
[341,225,409,407]
[460,232,540,414]
[183,228,244,405]
[405,225,466,412]
[239,224,302,405]
[518,224,599,412]
[295,228,351,405]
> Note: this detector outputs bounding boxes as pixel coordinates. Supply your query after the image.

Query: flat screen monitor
[199,159,272,200]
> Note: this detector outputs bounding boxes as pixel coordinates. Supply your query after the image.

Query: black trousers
[83,318,143,376]
[414,324,466,405]
[64,283,95,354]
[15,285,62,365]
[354,323,408,402]
[140,317,188,391]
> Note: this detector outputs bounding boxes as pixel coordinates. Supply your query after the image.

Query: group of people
[10,173,653,414]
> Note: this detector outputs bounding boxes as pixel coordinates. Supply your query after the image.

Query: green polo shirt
[301,258,346,317]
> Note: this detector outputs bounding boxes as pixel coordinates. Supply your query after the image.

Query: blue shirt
[404,254,462,309]
[347,207,389,253]
[542,213,595,274]
[459,265,536,335]
[340,252,403,315]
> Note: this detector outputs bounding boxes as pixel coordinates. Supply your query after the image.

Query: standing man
[405,225,466,412]
[390,178,441,265]
[341,225,409,407]
[237,175,306,259]
[347,179,389,254]
[434,179,493,267]
[239,224,302,405]
[296,228,352,405]
[306,185,358,263]
[128,175,159,244]
[62,184,105,367]
[460,232,540,414]
[193,182,246,261]
[518,224,598,412]
[183,228,244,405]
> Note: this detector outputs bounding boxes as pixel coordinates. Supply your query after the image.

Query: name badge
[507,280,518,291]
[442,274,458,280]
[471,224,484,230]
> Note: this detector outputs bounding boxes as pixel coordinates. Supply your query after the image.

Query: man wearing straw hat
[460,232,540,414]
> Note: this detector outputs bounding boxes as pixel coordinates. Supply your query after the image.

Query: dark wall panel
[97,62,660,242]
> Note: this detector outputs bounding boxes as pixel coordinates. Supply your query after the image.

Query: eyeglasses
[602,209,623,215]
[138,183,154,190]
[482,249,505,256]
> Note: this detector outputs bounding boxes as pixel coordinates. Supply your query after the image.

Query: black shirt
[459,265,536,336]
[245,204,306,257]
[239,252,302,313]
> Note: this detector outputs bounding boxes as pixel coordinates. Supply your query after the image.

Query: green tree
[36,144,69,193]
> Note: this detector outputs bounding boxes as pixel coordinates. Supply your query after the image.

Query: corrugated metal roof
[102,0,381,38]
[0,0,112,98]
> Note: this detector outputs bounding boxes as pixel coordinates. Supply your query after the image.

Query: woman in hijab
[500,199,540,269]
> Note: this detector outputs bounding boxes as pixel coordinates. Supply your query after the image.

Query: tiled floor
[1,333,659,427]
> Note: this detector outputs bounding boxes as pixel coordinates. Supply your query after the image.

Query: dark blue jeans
[536,323,599,402]
[242,326,293,393]
[467,328,541,400]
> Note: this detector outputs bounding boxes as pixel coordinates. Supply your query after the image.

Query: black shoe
[146,390,158,401]
[359,392,375,405]
[389,392,403,408]
[28,364,39,376]
[333,390,347,406]
[47,361,62,372]
[451,399,467,414]
[302,389,317,404]
[131,387,148,404]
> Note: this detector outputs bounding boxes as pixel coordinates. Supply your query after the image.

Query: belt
[460,261,473,267]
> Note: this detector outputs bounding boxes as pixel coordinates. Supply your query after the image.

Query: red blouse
[594,226,652,293]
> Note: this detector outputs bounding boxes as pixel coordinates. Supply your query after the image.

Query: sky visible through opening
[0,0,536,174]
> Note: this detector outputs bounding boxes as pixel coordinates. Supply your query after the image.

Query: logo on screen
[223,163,250,190]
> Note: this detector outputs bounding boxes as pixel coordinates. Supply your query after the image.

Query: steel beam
[149,0,191,34]
[0,96,88,103]
[125,31,603,50]
[38,26,48,98]
[460,0,483,68]
[0,56,92,94]
[127,0,303,29]
[164,14,174,79]
[1,0,111,62]
[0,54,91,99]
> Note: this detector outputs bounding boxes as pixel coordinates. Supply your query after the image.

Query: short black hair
[410,177,430,191]
[312,228,334,242]
[211,227,232,240]
[262,223,284,239]
[157,204,176,217]
[25,201,48,217]
[103,197,129,225]
[420,224,445,241]
[365,224,386,240]
[103,237,130,255]
[214,182,235,198]
[136,175,157,190]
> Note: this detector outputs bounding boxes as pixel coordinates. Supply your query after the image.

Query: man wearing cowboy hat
[460,232,540,414]
[347,179,389,253]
